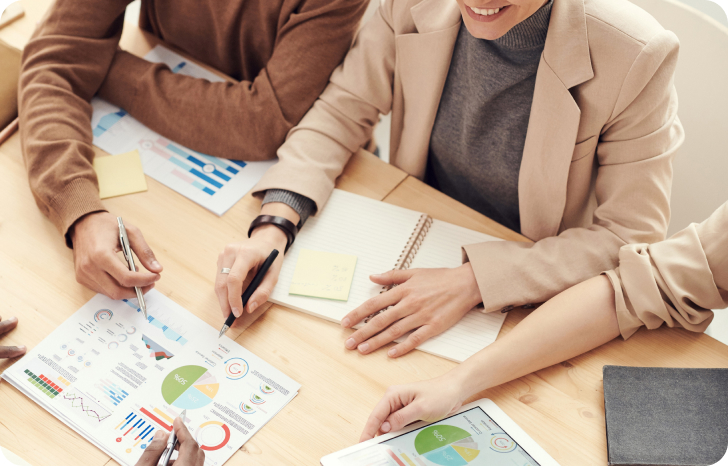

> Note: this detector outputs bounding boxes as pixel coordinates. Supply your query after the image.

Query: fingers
[0,345,27,359]
[369,269,417,287]
[358,313,422,356]
[382,401,423,434]
[0,316,19,336]
[174,417,205,466]
[94,271,150,301]
[245,256,282,314]
[344,303,410,352]
[134,430,169,466]
[387,325,435,358]
[360,391,403,442]
[102,252,160,288]
[227,250,259,318]
[126,224,163,273]
[341,287,404,329]
[215,252,234,319]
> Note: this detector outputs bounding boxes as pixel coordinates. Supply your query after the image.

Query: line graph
[60,389,111,423]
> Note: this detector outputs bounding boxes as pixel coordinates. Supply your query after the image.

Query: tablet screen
[336,407,541,466]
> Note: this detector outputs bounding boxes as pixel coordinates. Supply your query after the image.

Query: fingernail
[248,301,258,314]
[341,318,350,327]
[345,338,356,349]
[8,316,17,323]
[370,273,383,279]
[381,421,391,432]
[152,260,161,269]
[358,342,369,353]
[17,345,26,352]
[233,307,242,318]
[153,430,163,439]
[388,347,397,357]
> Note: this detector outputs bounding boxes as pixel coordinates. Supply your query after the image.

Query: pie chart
[414,425,480,466]
[161,365,219,410]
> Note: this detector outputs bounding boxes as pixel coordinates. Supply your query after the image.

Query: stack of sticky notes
[289,249,358,301]
[93,150,148,199]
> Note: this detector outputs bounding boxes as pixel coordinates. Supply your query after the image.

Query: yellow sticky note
[289,249,358,301]
[93,150,148,199]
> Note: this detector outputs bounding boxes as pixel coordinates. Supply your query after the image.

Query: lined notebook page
[270,189,422,322]
[405,220,507,362]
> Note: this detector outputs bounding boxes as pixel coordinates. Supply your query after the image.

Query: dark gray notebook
[603,365,728,466]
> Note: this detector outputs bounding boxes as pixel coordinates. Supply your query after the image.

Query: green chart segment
[161,365,220,410]
[414,425,481,466]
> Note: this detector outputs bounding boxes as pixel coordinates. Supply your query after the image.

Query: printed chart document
[1,290,299,466]
[90,45,275,215]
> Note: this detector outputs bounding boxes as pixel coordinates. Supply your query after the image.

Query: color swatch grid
[25,369,66,399]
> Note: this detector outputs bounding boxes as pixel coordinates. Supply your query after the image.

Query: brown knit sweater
[18,0,367,242]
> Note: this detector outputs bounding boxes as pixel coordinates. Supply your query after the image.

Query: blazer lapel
[519,0,595,240]
[391,0,461,178]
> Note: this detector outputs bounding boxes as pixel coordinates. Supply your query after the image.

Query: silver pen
[157,409,186,466]
[117,217,147,319]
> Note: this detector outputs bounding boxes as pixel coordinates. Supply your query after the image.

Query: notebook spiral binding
[363,214,433,323]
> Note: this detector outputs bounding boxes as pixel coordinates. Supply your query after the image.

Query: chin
[462,17,509,40]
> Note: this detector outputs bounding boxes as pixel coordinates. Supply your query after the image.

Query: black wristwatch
[248,215,299,252]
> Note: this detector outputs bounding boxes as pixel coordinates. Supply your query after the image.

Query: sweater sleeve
[19,0,132,245]
[97,0,368,162]
[603,201,728,340]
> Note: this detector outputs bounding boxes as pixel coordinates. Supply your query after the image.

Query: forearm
[453,275,620,399]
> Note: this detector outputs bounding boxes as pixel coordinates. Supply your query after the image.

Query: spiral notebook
[269,189,508,363]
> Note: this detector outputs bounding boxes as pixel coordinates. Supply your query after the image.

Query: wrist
[440,367,475,404]
[69,211,108,245]
[250,224,288,250]
[458,263,483,308]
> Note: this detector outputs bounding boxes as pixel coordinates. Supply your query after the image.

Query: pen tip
[218,325,228,339]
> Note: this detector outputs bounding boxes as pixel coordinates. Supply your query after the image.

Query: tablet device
[321,399,560,466]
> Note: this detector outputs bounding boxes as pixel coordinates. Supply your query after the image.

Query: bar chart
[95,378,129,406]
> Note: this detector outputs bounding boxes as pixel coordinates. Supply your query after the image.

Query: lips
[465,4,510,22]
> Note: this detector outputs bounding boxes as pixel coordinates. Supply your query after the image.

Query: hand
[0,316,26,359]
[360,375,467,441]
[215,224,287,319]
[70,212,162,299]
[135,418,205,466]
[341,264,482,357]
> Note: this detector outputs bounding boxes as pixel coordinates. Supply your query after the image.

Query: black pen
[218,249,279,338]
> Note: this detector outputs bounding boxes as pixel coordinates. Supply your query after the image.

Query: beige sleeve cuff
[47,178,107,248]
[602,223,728,340]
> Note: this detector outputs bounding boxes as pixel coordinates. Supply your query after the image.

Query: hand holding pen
[70,212,162,303]
[135,415,205,466]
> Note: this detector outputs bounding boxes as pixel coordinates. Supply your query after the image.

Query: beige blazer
[605,201,728,339]
[254,0,684,312]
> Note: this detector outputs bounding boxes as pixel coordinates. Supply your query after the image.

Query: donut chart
[414,425,481,465]
[224,358,248,380]
[161,365,219,410]
[196,421,230,451]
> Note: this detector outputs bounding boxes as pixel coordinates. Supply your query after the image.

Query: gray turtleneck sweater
[426,1,552,233]
[264,2,552,230]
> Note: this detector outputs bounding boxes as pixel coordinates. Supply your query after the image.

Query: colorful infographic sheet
[337,408,540,466]
[1,290,299,466]
[90,45,275,215]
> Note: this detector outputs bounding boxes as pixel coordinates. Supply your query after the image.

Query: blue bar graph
[96,379,129,406]
[92,110,128,137]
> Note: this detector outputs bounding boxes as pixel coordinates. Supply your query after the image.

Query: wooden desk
[2,4,728,466]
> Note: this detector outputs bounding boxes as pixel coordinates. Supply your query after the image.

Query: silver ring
[220,268,231,274]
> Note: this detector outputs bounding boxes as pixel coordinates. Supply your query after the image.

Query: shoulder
[584,0,679,50]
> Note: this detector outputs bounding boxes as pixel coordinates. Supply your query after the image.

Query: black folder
[603,365,728,466]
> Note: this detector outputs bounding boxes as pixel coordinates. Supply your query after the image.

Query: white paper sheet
[1,290,299,466]
[90,45,275,215]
